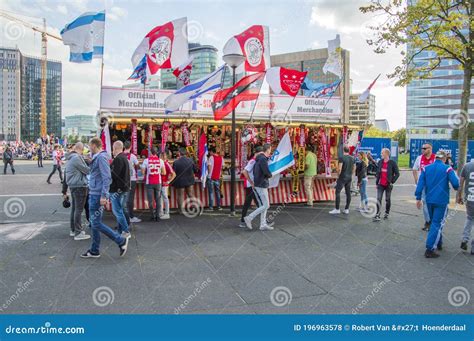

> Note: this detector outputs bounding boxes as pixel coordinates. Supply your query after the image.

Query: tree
[392,128,407,148]
[364,126,393,138]
[452,121,474,139]
[360,0,473,173]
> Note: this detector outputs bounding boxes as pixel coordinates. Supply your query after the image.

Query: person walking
[172,147,198,215]
[141,147,165,221]
[415,151,459,258]
[110,141,131,238]
[412,143,436,230]
[456,159,474,255]
[304,145,317,207]
[3,144,15,175]
[80,137,129,259]
[37,145,43,168]
[356,151,369,212]
[373,148,400,221]
[243,143,273,231]
[62,142,90,240]
[123,141,141,223]
[239,147,263,228]
[47,144,64,184]
[329,146,354,215]
[160,150,175,220]
[207,148,224,211]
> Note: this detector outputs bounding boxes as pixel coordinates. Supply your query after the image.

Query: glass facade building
[0,48,21,141]
[349,94,375,125]
[21,56,62,141]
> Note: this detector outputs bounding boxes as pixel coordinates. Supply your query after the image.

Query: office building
[0,48,21,141]
[64,114,96,138]
[271,47,351,122]
[349,93,375,125]
[375,119,390,132]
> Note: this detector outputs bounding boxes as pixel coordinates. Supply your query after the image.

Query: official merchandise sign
[100,86,342,122]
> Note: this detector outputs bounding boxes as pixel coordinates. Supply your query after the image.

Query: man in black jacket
[243,143,273,231]
[110,141,131,238]
[374,148,400,221]
[172,147,199,215]
[3,145,15,175]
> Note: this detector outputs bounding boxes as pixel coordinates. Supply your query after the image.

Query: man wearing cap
[415,150,459,258]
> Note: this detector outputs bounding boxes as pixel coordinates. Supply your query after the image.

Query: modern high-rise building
[64,114,96,139]
[349,93,375,126]
[21,55,62,141]
[406,52,473,142]
[271,48,351,122]
[0,47,62,142]
[375,119,390,132]
[0,48,22,141]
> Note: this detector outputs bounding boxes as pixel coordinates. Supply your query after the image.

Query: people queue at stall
[20,136,470,259]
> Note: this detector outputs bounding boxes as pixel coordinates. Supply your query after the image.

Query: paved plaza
[0,161,472,314]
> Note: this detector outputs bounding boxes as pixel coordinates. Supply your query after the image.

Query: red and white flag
[358,74,380,103]
[223,25,270,73]
[172,56,194,87]
[131,17,189,76]
[266,67,307,97]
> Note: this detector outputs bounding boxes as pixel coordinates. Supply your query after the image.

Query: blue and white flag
[61,11,105,63]
[308,79,341,98]
[128,55,147,84]
[164,65,225,114]
[268,132,295,188]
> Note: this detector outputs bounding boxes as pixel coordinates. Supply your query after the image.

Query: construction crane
[0,10,62,138]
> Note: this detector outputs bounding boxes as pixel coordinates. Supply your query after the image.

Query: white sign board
[100,86,342,123]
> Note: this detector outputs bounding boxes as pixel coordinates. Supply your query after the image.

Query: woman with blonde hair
[356,151,369,211]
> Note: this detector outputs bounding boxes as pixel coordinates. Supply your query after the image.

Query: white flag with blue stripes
[164,65,225,114]
[268,132,295,188]
[61,11,105,63]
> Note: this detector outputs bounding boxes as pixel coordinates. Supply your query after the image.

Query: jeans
[3,161,15,174]
[88,194,125,254]
[335,178,352,210]
[47,164,63,182]
[304,175,315,205]
[128,181,137,218]
[241,187,259,222]
[248,187,270,228]
[146,184,162,218]
[462,203,474,249]
[123,191,130,225]
[207,179,221,208]
[426,203,448,250]
[37,156,43,167]
[160,185,170,215]
[70,187,87,235]
[376,184,392,215]
[176,186,195,214]
[359,178,368,208]
[110,191,129,234]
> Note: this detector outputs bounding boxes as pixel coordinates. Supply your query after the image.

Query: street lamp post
[223,53,245,216]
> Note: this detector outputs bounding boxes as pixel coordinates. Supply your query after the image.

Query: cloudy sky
[1,0,405,130]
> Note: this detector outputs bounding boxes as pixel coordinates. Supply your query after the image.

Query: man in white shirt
[239,146,263,228]
[124,141,141,223]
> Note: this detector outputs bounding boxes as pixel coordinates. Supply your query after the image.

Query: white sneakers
[329,208,349,215]
[160,213,170,220]
[259,225,274,231]
[121,232,131,239]
[74,231,91,241]
[130,217,142,223]
[69,231,75,237]
[243,216,253,230]
[343,209,349,214]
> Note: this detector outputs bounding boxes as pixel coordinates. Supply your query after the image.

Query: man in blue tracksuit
[415,151,459,258]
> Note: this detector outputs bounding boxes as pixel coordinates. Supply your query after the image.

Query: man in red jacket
[207,148,224,211]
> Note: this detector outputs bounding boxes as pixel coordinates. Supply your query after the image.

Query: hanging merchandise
[265,123,273,144]
[148,123,153,151]
[240,125,257,171]
[290,130,299,193]
[319,126,331,177]
[161,121,170,153]
[131,119,138,155]
[342,125,348,146]
[181,122,195,158]
[297,124,306,172]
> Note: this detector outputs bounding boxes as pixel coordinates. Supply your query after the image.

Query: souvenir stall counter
[101,116,363,211]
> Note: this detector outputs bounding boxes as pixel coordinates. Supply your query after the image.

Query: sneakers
[373,215,381,222]
[238,222,247,228]
[383,213,389,220]
[80,250,100,258]
[74,231,91,241]
[259,225,274,231]
[69,231,75,237]
[121,232,131,239]
[460,241,468,251]
[161,213,170,220]
[130,217,142,223]
[46,180,51,184]
[329,209,341,215]
[424,249,440,258]
[243,216,253,230]
[119,237,129,257]
[214,207,223,211]
[422,221,430,231]
[437,244,443,251]
[343,209,349,214]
